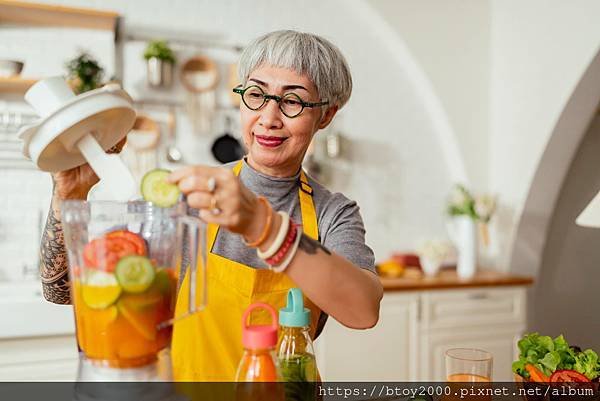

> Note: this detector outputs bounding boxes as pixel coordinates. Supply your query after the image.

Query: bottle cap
[279,288,310,327]
[241,302,278,349]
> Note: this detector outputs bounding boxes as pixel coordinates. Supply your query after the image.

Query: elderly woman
[40,30,382,381]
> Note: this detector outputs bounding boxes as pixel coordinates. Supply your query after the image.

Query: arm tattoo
[298,234,331,256]
[39,202,72,304]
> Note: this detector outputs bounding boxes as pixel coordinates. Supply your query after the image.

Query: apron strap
[299,170,318,240]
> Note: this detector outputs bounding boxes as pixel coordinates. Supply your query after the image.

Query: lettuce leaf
[573,349,600,380]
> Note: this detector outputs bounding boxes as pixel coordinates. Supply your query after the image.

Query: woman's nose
[258,99,284,129]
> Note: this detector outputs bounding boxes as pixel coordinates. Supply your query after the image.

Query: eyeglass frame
[232,85,329,118]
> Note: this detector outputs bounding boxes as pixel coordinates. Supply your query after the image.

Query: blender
[19,78,207,383]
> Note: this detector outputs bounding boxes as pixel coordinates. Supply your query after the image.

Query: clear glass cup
[61,200,206,375]
[446,348,493,382]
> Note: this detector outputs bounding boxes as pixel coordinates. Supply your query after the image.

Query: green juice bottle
[277,288,318,401]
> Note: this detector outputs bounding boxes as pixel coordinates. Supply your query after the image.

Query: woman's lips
[254,134,288,148]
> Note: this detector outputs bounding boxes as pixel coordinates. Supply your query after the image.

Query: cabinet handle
[468,293,489,300]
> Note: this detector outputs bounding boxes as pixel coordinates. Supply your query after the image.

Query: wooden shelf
[0,77,38,93]
[0,0,119,31]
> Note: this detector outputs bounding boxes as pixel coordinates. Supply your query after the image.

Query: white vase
[447,216,478,279]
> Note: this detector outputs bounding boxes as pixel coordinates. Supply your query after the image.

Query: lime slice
[81,271,122,309]
[141,169,180,208]
[115,255,156,294]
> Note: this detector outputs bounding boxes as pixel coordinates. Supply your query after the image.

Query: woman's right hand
[51,137,127,201]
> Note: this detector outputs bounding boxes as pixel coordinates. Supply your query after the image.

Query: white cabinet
[0,335,79,381]
[315,293,419,381]
[315,286,527,381]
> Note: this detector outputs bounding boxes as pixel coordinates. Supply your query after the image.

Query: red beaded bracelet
[266,222,298,266]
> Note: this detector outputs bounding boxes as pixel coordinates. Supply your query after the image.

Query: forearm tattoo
[39,204,72,304]
[298,234,331,255]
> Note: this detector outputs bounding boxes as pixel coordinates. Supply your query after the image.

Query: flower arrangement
[447,184,497,245]
[416,240,452,276]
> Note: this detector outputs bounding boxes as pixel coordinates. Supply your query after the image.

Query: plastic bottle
[277,288,318,400]
[235,302,281,382]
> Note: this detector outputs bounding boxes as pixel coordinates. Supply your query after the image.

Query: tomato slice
[83,237,140,272]
[105,230,147,256]
[550,370,590,383]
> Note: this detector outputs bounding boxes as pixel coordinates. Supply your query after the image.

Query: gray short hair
[238,30,353,109]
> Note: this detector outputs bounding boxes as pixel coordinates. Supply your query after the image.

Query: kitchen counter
[380,269,534,291]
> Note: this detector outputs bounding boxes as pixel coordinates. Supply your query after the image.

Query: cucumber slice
[141,169,180,208]
[115,255,156,294]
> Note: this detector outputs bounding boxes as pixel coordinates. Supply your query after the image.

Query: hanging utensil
[121,114,160,185]
[179,55,219,135]
[165,108,183,163]
[211,115,244,164]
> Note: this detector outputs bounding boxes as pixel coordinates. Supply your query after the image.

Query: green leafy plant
[65,52,105,94]
[143,40,176,63]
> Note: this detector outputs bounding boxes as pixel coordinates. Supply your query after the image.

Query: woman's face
[240,64,336,177]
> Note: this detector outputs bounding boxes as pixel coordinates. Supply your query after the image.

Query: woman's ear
[318,106,339,129]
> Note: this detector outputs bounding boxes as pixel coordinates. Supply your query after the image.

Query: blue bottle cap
[279,288,310,327]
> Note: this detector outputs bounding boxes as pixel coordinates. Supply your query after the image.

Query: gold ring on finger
[210,196,221,215]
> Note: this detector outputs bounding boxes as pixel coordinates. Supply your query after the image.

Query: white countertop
[0,281,75,339]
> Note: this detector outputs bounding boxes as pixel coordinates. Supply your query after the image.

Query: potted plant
[65,52,105,94]
[144,40,176,88]
[447,185,496,279]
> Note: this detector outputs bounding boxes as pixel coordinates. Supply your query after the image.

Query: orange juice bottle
[235,303,284,401]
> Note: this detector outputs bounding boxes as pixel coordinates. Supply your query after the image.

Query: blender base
[76,349,173,382]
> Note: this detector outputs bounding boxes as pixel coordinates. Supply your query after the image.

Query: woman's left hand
[168,166,266,238]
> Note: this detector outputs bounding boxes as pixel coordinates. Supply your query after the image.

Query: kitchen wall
[489,0,600,269]
[0,0,457,282]
[370,0,600,271]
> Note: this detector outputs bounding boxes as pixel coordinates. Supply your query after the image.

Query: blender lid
[18,78,136,172]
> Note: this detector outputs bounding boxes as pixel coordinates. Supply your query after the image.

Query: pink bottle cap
[241,302,278,349]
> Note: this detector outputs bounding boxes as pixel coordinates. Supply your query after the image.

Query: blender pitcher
[61,200,206,380]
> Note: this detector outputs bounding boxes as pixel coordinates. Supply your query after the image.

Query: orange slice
[118,302,157,341]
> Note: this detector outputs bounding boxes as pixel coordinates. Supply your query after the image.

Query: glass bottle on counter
[235,302,281,382]
[277,288,317,400]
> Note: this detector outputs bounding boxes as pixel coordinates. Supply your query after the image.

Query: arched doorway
[509,49,600,348]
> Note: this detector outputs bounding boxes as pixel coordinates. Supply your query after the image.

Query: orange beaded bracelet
[243,196,273,248]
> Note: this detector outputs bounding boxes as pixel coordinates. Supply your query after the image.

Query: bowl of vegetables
[513,333,599,401]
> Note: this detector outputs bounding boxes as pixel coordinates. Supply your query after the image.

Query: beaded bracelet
[242,197,273,248]
[257,212,290,260]
[265,222,297,266]
[270,224,302,273]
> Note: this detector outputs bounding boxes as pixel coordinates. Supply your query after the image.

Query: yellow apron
[172,160,321,381]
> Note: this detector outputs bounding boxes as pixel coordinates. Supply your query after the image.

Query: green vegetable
[115,255,156,293]
[512,333,600,380]
[141,169,180,208]
[573,349,600,380]
[65,52,105,94]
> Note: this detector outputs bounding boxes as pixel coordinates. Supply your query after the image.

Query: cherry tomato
[83,237,139,272]
[550,370,590,383]
[105,230,147,256]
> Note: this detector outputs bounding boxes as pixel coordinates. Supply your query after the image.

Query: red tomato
[105,230,147,256]
[83,237,139,272]
[550,370,590,383]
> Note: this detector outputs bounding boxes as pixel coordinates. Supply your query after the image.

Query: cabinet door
[314,293,419,381]
[419,325,523,381]
[0,335,79,381]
